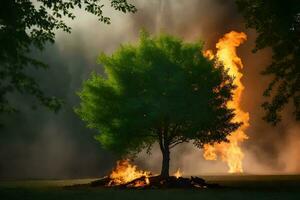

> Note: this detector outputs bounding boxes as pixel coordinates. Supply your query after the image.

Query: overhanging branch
[169,139,187,149]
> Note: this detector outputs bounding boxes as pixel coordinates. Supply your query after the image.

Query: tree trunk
[160,147,170,178]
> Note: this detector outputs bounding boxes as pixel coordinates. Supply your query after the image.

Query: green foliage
[76,31,240,156]
[236,0,300,124]
[0,0,136,114]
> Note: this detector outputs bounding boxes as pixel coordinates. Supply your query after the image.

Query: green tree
[75,32,241,178]
[236,0,300,125]
[0,0,136,114]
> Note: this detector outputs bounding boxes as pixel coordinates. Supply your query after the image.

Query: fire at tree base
[89,175,220,189]
[68,160,220,189]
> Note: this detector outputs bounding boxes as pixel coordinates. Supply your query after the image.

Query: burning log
[90,175,220,189]
[191,176,205,185]
[86,160,220,189]
[105,159,151,186]
[118,176,149,188]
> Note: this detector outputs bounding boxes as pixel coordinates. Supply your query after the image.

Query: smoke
[0,0,299,179]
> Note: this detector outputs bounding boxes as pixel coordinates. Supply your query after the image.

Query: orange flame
[203,49,215,60]
[108,159,151,187]
[173,168,182,178]
[203,31,249,173]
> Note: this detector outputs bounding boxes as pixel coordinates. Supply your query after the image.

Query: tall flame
[108,159,150,187]
[203,31,249,173]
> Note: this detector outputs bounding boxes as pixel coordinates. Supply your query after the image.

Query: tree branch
[169,139,187,149]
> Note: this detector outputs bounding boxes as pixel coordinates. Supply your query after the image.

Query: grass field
[1,175,300,200]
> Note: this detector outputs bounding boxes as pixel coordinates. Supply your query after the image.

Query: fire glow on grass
[203,31,249,173]
[107,159,150,187]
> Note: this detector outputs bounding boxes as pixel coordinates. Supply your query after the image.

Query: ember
[173,168,182,179]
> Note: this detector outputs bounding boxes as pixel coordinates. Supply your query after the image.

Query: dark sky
[0,0,299,179]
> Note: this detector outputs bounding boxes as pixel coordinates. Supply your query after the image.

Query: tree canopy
[0,0,136,114]
[236,0,300,125]
[76,31,241,177]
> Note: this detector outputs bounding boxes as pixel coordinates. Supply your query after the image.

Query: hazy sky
[0,0,299,179]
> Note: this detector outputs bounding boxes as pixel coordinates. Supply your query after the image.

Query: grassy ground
[1,175,300,200]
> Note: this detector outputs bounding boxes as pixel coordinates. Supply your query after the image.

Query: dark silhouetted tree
[0,0,136,114]
[236,0,300,124]
[75,32,241,178]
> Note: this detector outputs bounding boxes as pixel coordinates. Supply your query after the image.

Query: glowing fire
[173,168,182,178]
[203,31,249,173]
[203,49,215,60]
[108,159,151,187]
